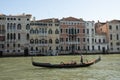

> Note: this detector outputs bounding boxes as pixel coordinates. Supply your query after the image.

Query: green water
[0,54,120,80]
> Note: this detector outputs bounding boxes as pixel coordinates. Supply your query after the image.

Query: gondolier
[80,55,84,64]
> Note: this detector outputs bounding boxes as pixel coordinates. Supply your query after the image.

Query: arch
[26,24,30,30]
[13,23,16,29]
[49,39,52,43]
[30,39,34,44]
[7,23,9,30]
[48,29,52,34]
[55,39,59,44]
[35,29,39,34]
[35,39,38,44]
[55,29,59,34]
[17,24,22,30]
[30,29,34,34]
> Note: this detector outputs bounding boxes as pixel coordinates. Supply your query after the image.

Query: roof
[36,18,59,23]
[109,19,120,23]
[0,14,6,16]
[61,17,84,21]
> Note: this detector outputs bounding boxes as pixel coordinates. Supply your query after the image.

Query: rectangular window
[78,38,80,42]
[116,34,119,40]
[77,29,79,33]
[116,25,118,30]
[83,29,85,33]
[87,38,89,43]
[103,39,105,43]
[87,46,89,51]
[109,25,112,30]
[13,44,15,47]
[60,29,62,33]
[99,39,101,43]
[92,46,94,50]
[66,29,68,33]
[66,38,68,42]
[18,33,21,40]
[87,29,89,34]
[7,44,9,47]
[110,34,112,40]
[83,38,85,42]
[98,46,100,50]
[92,38,94,43]
[110,42,113,46]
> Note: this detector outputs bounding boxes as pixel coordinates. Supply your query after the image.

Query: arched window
[48,29,52,34]
[49,39,52,43]
[55,29,59,34]
[17,24,21,30]
[26,33,29,40]
[55,39,59,44]
[35,29,39,34]
[30,29,34,34]
[13,23,16,30]
[30,39,34,44]
[35,39,38,44]
[26,24,30,30]
[10,23,12,29]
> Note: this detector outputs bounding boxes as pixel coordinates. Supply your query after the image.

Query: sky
[1,0,120,22]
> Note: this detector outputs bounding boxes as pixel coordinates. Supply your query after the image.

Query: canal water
[0,54,120,80]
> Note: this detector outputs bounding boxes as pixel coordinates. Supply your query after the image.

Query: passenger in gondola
[60,61,64,65]
[71,60,77,64]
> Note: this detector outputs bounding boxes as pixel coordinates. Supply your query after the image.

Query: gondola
[31,56,101,68]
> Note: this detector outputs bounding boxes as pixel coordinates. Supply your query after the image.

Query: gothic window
[55,29,59,34]
[30,29,34,34]
[26,24,30,30]
[48,29,52,34]
[30,39,34,44]
[17,24,22,30]
[13,23,16,30]
[35,39,38,44]
[55,39,59,44]
[49,39,52,43]
[35,29,39,34]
